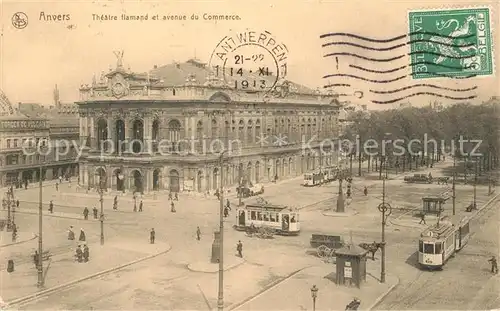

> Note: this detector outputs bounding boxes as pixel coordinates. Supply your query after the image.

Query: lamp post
[473,156,478,209]
[6,192,12,231]
[35,146,48,288]
[336,168,347,213]
[377,176,392,283]
[96,171,106,245]
[384,133,392,180]
[310,285,318,311]
[217,150,227,311]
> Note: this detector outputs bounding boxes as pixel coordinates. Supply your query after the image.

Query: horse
[359,242,383,260]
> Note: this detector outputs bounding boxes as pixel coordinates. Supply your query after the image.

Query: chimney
[153,65,158,69]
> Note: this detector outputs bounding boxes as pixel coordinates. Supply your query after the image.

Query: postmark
[408,7,493,79]
[12,12,28,29]
[208,29,288,93]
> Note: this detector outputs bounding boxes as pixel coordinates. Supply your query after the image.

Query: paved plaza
[1,159,498,310]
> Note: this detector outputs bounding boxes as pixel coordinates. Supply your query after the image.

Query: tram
[417,217,470,270]
[233,201,300,235]
[303,172,325,187]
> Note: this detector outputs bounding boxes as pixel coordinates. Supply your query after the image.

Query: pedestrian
[113,196,118,210]
[24,179,28,190]
[363,186,368,196]
[226,199,231,210]
[49,200,54,213]
[55,182,59,191]
[68,226,75,240]
[16,199,19,208]
[33,250,39,267]
[133,201,137,212]
[83,244,90,262]
[224,206,229,218]
[79,228,86,242]
[93,207,98,219]
[488,256,498,274]
[11,225,17,242]
[59,175,62,184]
[419,213,426,225]
[174,192,178,201]
[236,240,243,257]
[150,228,155,244]
[139,200,143,212]
[83,207,89,220]
[168,192,172,200]
[196,226,201,241]
[75,246,83,263]
[171,201,176,213]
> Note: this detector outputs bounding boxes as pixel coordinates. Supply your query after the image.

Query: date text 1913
[214,65,272,90]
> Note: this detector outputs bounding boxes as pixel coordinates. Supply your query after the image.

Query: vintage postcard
[0,0,498,310]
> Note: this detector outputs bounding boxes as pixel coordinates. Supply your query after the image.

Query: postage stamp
[208,29,288,93]
[408,7,493,79]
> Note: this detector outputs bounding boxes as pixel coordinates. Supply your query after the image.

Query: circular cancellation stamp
[208,29,288,93]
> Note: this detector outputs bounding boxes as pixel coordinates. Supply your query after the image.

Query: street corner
[187,255,245,273]
[366,274,400,311]
[0,231,36,248]
[232,262,400,311]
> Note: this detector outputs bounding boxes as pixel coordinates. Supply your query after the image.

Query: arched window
[300,118,305,140]
[224,120,230,142]
[211,119,218,139]
[132,119,144,154]
[168,119,181,152]
[255,119,261,140]
[238,120,244,140]
[307,118,312,140]
[247,120,253,143]
[96,118,108,151]
[152,120,160,153]
[196,121,203,139]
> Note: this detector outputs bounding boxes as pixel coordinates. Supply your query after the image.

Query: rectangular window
[276,214,279,222]
[435,242,442,254]
[257,212,262,221]
[419,240,423,252]
[250,211,256,220]
[7,139,11,148]
[263,212,269,221]
[270,213,276,222]
[424,243,434,254]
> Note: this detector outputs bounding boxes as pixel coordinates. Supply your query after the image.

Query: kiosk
[422,196,447,215]
[335,244,368,288]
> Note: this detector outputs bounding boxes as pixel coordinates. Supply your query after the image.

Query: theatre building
[77,57,342,193]
[0,88,80,187]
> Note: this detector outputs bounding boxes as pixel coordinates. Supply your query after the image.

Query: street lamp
[5,191,13,231]
[473,156,478,209]
[377,176,392,283]
[310,285,318,311]
[95,170,106,245]
[217,150,227,311]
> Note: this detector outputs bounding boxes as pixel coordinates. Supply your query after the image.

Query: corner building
[78,58,341,193]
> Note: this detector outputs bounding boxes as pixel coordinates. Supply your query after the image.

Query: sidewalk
[0,238,170,303]
[231,262,398,311]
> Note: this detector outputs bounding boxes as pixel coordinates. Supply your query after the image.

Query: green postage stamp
[408,8,493,79]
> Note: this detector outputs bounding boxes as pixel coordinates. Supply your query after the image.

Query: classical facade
[0,88,80,187]
[78,58,342,193]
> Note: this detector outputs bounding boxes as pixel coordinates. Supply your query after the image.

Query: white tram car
[234,203,300,235]
[418,217,470,270]
[303,172,325,187]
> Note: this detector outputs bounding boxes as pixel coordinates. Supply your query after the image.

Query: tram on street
[233,200,300,236]
[417,216,471,270]
[303,172,325,187]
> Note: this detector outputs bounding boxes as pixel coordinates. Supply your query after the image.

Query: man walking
[150,228,155,244]
[83,244,90,262]
[196,226,201,241]
[488,256,498,274]
[79,228,86,242]
[48,200,54,213]
[83,207,89,220]
[139,200,143,212]
[419,213,426,225]
[93,206,98,219]
[171,201,176,213]
[236,240,243,258]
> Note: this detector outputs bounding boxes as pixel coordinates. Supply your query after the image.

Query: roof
[0,111,30,121]
[243,203,289,212]
[17,103,78,127]
[420,221,456,242]
[335,243,368,256]
[148,59,315,93]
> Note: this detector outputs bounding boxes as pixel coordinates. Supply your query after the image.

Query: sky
[1,0,499,110]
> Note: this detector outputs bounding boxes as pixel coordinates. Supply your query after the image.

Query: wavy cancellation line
[324,51,476,62]
[322,72,476,84]
[322,40,475,51]
[319,32,475,43]
[371,92,477,104]
[350,62,474,74]
[369,84,478,94]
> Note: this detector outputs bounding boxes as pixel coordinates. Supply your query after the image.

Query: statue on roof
[113,50,124,68]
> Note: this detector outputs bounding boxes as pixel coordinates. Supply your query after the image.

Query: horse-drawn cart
[310,234,344,260]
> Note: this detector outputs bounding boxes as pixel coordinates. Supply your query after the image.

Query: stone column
[107,116,113,152]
